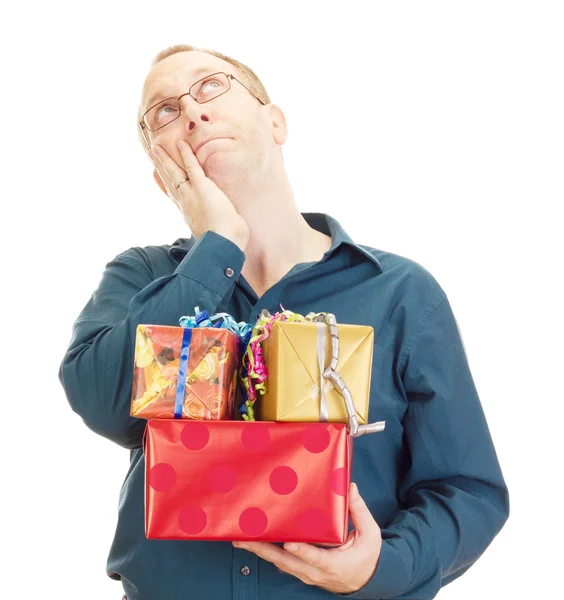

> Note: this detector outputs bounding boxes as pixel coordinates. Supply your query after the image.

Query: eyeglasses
[140,71,267,135]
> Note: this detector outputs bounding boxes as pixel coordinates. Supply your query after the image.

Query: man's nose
[178,95,212,131]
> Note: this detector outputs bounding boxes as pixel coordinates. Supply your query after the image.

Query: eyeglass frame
[139,71,267,145]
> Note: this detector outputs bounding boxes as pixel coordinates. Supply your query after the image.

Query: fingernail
[285,543,298,552]
[233,542,249,550]
[352,482,359,498]
[151,145,159,153]
[176,140,184,149]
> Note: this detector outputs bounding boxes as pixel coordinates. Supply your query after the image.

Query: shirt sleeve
[342,294,510,599]
[58,231,246,450]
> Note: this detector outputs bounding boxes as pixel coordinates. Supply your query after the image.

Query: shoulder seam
[112,249,155,279]
[399,291,448,372]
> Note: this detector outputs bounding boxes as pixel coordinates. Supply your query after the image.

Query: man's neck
[214,168,332,296]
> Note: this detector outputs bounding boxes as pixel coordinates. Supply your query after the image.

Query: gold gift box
[255,321,374,423]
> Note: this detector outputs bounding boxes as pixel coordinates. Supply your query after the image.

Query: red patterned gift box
[144,419,353,544]
[131,324,240,420]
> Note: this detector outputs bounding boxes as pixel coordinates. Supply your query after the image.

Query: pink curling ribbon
[240,305,329,421]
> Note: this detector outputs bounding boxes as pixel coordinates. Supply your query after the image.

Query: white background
[2,1,562,598]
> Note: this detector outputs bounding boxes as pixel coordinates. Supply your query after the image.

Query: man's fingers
[233,541,309,575]
[176,140,205,186]
[151,144,189,191]
[283,543,333,572]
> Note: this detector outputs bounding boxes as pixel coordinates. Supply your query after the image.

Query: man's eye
[156,105,179,122]
[196,79,224,98]
[202,80,221,92]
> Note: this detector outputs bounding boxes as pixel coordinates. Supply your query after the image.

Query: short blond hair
[137,44,271,156]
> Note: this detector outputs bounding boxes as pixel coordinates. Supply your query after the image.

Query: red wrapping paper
[144,419,353,544]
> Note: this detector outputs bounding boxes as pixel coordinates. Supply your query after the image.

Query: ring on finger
[175,177,189,190]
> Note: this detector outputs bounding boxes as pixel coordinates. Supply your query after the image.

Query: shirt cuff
[175,230,246,295]
[337,538,413,599]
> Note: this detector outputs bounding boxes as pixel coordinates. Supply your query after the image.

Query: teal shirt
[59,213,509,600]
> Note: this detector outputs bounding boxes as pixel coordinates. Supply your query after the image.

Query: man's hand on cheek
[148,140,249,250]
[232,483,382,595]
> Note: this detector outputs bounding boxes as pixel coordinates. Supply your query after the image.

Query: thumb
[349,483,380,539]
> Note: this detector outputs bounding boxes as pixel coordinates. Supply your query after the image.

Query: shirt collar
[168,212,383,274]
[303,212,383,272]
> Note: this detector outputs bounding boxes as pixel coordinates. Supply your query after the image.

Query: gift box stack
[131,306,385,545]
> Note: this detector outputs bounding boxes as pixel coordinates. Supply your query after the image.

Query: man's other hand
[232,482,382,595]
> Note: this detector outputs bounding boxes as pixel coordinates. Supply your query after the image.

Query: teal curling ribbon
[179,306,253,340]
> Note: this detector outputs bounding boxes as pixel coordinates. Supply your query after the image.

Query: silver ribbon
[313,313,386,437]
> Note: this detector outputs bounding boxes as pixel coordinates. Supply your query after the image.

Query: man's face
[140,51,285,182]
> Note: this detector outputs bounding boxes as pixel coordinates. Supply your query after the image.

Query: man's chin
[202,155,245,179]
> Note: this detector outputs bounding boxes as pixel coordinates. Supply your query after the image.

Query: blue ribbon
[173,327,192,419]
[176,307,254,417]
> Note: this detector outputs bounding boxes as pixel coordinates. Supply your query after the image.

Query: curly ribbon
[178,306,252,340]
[179,306,252,340]
[239,306,330,421]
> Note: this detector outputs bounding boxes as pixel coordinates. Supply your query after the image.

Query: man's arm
[346,294,510,599]
[58,231,245,450]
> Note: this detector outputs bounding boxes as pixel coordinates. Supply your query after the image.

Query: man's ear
[268,104,288,146]
[152,168,168,196]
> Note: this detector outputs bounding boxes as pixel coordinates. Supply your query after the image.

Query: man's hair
[137,44,271,156]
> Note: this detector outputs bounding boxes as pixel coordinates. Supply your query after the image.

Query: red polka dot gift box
[144,419,353,544]
[131,324,240,420]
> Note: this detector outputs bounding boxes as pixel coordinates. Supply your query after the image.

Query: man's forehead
[142,52,233,106]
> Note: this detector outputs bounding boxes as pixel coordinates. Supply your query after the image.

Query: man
[59,44,509,600]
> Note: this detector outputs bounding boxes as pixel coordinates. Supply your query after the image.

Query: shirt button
[225,267,235,278]
[240,565,251,576]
